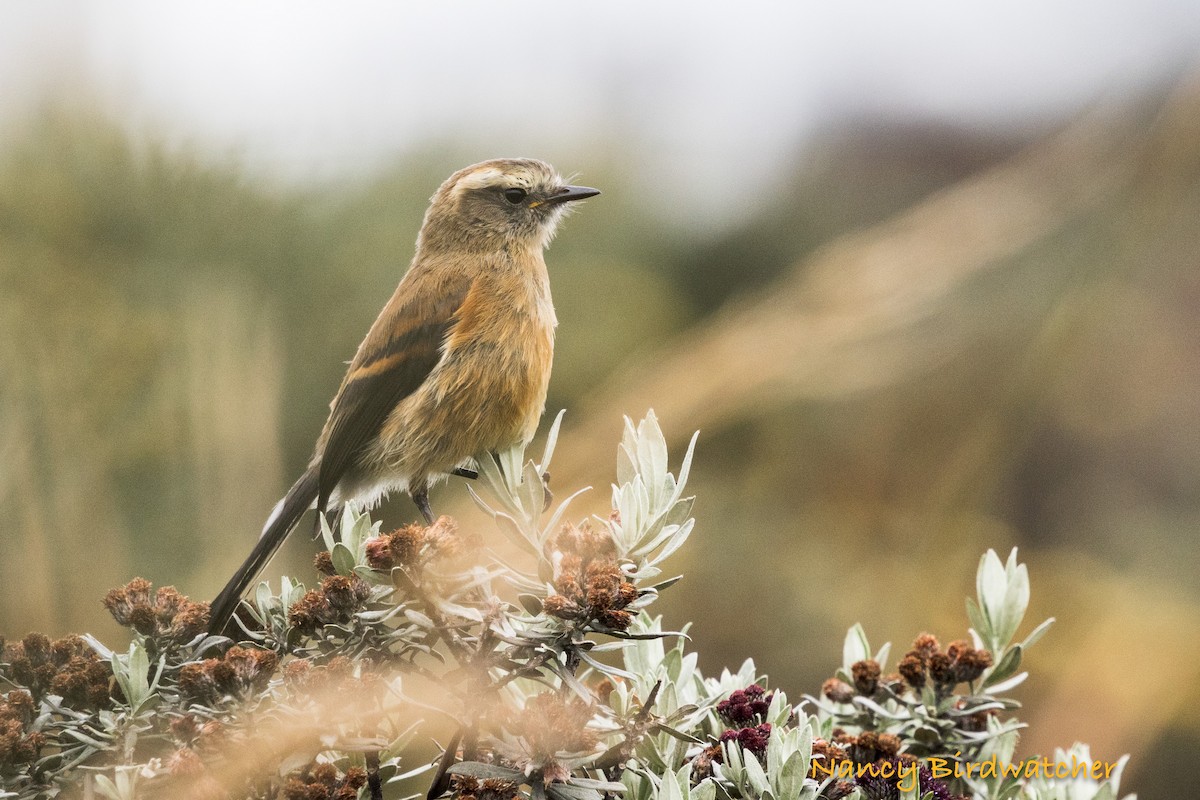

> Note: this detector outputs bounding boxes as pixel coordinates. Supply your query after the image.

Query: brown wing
[316,274,475,512]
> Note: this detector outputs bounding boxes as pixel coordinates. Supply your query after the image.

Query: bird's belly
[369,324,553,483]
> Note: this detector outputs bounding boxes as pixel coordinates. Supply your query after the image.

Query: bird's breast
[372,262,555,480]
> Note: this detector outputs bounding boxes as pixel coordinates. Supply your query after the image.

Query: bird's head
[418,158,599,254]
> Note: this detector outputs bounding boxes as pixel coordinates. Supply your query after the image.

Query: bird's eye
[503,187,528,204]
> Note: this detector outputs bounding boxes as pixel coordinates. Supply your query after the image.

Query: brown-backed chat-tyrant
[208,158,599,634]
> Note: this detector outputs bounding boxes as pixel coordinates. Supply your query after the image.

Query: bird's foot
[412,486,435,525]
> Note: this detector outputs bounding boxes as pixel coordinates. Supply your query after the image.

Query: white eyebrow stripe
[454,168,507,191]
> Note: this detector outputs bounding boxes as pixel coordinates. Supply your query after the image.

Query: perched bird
[208,158,599,634]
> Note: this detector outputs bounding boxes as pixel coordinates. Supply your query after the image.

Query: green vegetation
[0,414,1133,800]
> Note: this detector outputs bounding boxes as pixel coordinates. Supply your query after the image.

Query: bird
[208,158,599,635]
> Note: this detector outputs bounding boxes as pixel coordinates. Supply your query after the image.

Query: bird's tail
[208,467,319,636]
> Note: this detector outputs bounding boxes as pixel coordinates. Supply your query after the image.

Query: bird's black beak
[538,185,601,207]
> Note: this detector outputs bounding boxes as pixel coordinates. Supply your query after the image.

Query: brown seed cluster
[280,656,389,728]
[831,729,903,765]
[280,762,368,800]
[507,692,598,782]
[450,775,521,800]
[821,678,856,704]
[897,634,993,692]
[2,633,111,709]
[288,575,372,635]
[850,659,882,696]
[178,645,278,704]
[364,515,470,571]
[0,690,43,771]
[103,578,210,645]
[809,737,851,778]
[542,522,638,631]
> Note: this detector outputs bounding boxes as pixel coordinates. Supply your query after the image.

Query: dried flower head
[719,722,772,762]
[2,634,111,709]
[822,678,856,704]
[518,693,599,758]
[178,646,277,704]
[717,684,774,724]
[104,579,209,645]
[280,761,368,800]
[851,659,881,696]
[809,738,851,780]
[364,515,471,572]
[899,634,994,694]
[543,523,637,631]
[898,653,927,690]
[288,575,371,635]
[313,551,336,576]
[0,690,45,771]
[451,774,520,800]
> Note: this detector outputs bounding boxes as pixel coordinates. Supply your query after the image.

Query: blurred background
[2,2,1200,796]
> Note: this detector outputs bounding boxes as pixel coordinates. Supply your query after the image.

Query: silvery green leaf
[741,745,770,794]
[984,645,1023,685]
[569,777,628,792]
[852,696,903,719]
[1020,616,1055,650]
[628,565,663,582]
[577,649,637,680]
[548,785,603,800]
[254,580,275,612]
[404,609,434,628]
[331,542,356,575]
[635,411,668,494]
[521,460,545,518]
[111,641,151,711]
[692,779,717,800]
[998,551,1030,646]
[662,495,695,529]
[436,600,484,622]
[61,727,111,748]
[617,438,637,488]
[446,762,523,781]
[652,723,703,744]
[387,761,436,782]
[519,593,543,615]
[777,750,809,799]
[320,512,337,551]
[539,409,566,470]
[540,486,592,542]
[80,634,113,661]
[966,597,989,643]
[657,764,686,800]
[873,641,891,670]
[946,700,1008,716]
[91,774,123,800]
[471,499,538,555]
[842,624,871,670]
[650,575,684,592]
[676,432,698,493]
[982,671,1028,694]
[467,486,497,521]
[499,445,524,493]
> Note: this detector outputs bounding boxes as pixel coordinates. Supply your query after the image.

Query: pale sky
[3,1,1198,221]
